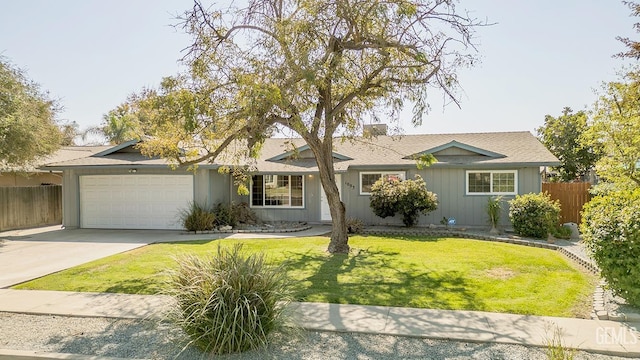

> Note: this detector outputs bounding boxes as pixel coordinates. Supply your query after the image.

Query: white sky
[0,0,635,138]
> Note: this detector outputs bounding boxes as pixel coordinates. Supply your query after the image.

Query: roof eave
[92,139,141,157]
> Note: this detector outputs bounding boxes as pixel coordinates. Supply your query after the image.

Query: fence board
[542,182,591,225]
[0,186,62,231]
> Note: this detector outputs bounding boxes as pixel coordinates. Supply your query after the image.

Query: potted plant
[487,196,503,235]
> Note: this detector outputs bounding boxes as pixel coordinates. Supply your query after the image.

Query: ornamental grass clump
[179,202,216,232]
[167,244,292,355]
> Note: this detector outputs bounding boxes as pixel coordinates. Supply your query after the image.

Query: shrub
[581,189,640,307]
[213,202,237,227]
[552,224,573,240]
[487,196,503,230]
[346,218,364,234]
[168,244,292,354]
[179,202,216,232]
[508,193,560,239]
[231,202,259,225]
[369,174,438,227]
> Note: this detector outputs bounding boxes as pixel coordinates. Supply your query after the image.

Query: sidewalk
[1,289,639,358]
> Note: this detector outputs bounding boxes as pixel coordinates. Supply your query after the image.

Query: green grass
[15,235,596,317]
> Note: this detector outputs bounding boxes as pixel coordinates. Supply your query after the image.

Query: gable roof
[42,131,560,172]
[267,144,353,161]
[407,140,505,159]
[92,139,140,157]
[253,131,559,173]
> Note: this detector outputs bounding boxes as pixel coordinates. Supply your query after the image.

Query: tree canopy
[0,57,62,169]
[126,0,483,252]
[536,107,601,182]
[100,102,144,145]
[616,1,640,59]
[586,71,640,188]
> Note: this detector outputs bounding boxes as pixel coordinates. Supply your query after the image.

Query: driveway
[0,225,331,288]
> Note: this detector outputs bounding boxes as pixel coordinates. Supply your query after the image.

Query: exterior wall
[209,170,231,206]
[342,167,542,228]
[0,172,62,186]
[231,173,321,223]
[61,167,209,229]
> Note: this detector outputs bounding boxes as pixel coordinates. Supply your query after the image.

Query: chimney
[363,124,388,136]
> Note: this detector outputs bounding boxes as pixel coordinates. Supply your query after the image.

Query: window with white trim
[466,170,517,195]
[360,171,406,195]
[251,175,304,207]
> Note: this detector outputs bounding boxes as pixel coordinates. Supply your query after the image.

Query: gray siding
[61,167,208,229]
[231,174,321,223]
[342,167,542,228]
[209,170,232,205]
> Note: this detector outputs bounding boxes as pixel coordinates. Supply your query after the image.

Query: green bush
[552,224,573,240]
[168,244,292,354]
[369,174,438,227]
[346,217,364,234]
[213,202,237,227]
[508,193,560,239]
[581,189,640,307]
[179,202,216,232]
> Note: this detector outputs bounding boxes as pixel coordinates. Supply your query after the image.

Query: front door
[320,174,342,221]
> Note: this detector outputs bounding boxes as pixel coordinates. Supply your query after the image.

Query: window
[251,175,304,208]
[360,171,406,195]
[466,170,517,195]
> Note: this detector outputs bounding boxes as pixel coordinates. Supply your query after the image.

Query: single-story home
[42,130,560,230]
[1,146,110,187]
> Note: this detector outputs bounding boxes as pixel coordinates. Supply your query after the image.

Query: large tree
[587,71,640,188]
[134,0,482,253]
[536,107,601,182]
[0,58,62,169]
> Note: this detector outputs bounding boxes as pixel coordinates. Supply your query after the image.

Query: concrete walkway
[0,289,639,358]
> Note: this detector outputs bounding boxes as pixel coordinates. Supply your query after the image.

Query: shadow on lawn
[104,278,163,295]
[357,234,442,242]
[283,247,484,311]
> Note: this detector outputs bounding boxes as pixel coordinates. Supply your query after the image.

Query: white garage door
[80,175,194,230]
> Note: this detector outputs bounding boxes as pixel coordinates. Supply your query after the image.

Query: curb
[0,349,129,360]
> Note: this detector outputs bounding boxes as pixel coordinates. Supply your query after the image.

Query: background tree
[131,0,483,253]
[59,121,80,146]
[586,71,640,188]
[0,57,62,169]
[99,103,143,145]
[616,1,640,59]
[536,107,601,182]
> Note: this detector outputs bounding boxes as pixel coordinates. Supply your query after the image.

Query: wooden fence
[542,182,591,225]
[0,186,62,231]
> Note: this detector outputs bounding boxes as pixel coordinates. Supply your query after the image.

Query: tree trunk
[323,174,349,253]
[307,138,350,253]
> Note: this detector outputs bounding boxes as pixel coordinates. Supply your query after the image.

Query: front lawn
[15,235,595,317]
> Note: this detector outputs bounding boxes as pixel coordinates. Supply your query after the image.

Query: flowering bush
[508,193,560,238]
[369,174,438,227]
[581,189,640,307]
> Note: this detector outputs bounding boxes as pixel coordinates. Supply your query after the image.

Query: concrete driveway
[0,225,331,288]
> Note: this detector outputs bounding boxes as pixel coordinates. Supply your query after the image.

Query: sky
[0,1,636,140]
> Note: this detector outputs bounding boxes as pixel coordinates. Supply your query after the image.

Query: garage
[79,175,194,230]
